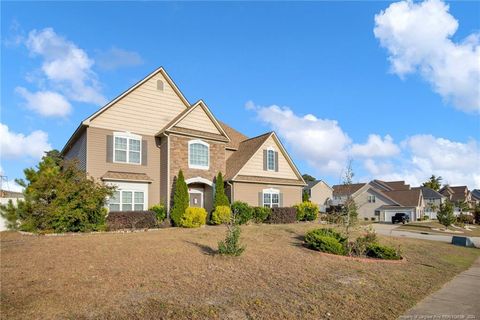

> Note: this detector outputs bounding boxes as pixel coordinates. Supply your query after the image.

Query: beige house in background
[62,67,305,214]
[303,180,332,212]
[331,180,425,222]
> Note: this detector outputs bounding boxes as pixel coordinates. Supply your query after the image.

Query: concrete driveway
[372,223,480,247]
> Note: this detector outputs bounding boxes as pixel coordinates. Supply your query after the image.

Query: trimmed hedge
[231,201,254,225]
[306,228,347,243]
[266,207,297,224]
[295,201,319,221]
[253,206,271,223]
[365,243,401,260]
[106,211,157,230]
[180,207,207,228]
[457,214,474,225]
[211,206,231,225]
[304,232,345,255]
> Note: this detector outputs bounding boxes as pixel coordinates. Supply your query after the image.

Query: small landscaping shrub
[266,207,297,224]
[321,213,342,224]
[218,224,245,256]
[211,206,231,225]
[106,211,157,230]
[171,170,189,227]
[149,204,166,224]
[306,228,347,243]
[304,230,345,255]
[231,201,253,225]
[457,214,474,225]
[422,215,430,221]
[365,243,401,260]
[252,206,271,223]
[295,201,319,221]
[180,207,207,228]
[351,229,378,256]
[370,217,376,221]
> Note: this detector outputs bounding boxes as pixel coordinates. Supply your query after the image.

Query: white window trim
[188,139,209,170]
[263,188,280,208]
[266,147,276,172]
[188,188,204,208]
[105,181,148,212]
[108,190,146,211]
[113,132,142,165]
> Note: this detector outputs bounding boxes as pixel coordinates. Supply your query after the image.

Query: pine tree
[171,170,189,226]
[214,172,229,208]
[437,200,456,228]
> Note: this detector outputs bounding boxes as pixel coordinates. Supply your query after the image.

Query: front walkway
[372,223,480,247]
[400,257,480,319]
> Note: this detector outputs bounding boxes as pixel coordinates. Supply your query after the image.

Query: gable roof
[304,180,333,191]
[384,189,422,207]
[225,132,272,180]
[372,179,410,191]
[218,121,248,150]
[439,185,469,202]
[156,100,230,142]
[472,189,480,201]
[84,67,190,125]
[412,187,444,199]
[332,183,366,196]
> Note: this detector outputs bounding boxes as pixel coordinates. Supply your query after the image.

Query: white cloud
[248,102,352,176]
[95,47,143,70]
[24,27,106,105]
[248,102,479,189]
[351,134,400,158]
[374,0,480,113]
[15,87,72,117]
[0,123,52,160]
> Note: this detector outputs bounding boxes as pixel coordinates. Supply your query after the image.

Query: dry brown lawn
[1,222,479,320]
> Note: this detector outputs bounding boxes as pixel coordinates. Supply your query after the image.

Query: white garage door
[384,210,414,223]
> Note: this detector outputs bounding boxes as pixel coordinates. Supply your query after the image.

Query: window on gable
[267,148,275,171]
[157,80,164,91]
[189,140,209,169]
[114,133,141,164]
[368,195,376,203]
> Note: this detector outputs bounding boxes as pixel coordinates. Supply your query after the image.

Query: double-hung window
[368,195,376,203]
[188,140,209,170]
[263,188,280,208]
[114,132,141,164]
[108,190,145,211]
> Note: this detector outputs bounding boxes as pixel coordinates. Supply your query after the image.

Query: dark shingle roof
[332,183,366,196]
[384,189,421,207]
[218,121,249,150]
[413,187,444,199]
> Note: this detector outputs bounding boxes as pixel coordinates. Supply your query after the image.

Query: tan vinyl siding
[86,127,161,206]
[238,136,298,180]
[232,182,302,207]
[89,73,186,135]
[354,188,395,220]
[310,182,332,209]
[64,130,87,171]
[176,106,221,134]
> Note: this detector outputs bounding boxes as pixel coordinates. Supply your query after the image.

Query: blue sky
[1,0,479,190]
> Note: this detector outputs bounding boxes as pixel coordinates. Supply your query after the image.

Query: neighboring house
[412,187,445,219]
[303,180,332,212]
[62,67,306,214]
[331,180,424,222]
[0,189,24,231]
[439,186,472,215]
[470,189,480,205]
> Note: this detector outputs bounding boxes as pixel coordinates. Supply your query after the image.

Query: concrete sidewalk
[400,257,480,319]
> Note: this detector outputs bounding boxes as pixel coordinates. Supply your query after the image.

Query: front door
[189,192,202,207]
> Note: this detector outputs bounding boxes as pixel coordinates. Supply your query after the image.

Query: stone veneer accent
[169,134,226,184]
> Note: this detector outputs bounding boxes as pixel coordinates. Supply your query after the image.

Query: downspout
[226,180,234,203]
[166,133,171,216]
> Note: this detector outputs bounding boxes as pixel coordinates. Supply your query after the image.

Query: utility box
[451,236,475,248]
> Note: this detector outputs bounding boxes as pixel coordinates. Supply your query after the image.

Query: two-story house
[62,67,306,214]
[331,180,424,222]
[439,185,473,215]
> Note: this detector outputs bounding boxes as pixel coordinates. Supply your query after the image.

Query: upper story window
[114,132,141,164]
[368,195,376,203]
[188,140,209,170]
[267,148,275,171]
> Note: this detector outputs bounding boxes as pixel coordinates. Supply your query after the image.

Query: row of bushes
[106,200,320,230]
[304,228,401,260]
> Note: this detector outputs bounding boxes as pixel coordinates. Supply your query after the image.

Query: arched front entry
[185,177,214,213]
